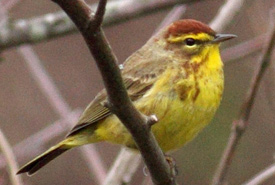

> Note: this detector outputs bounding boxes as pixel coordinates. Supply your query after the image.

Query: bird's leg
[142,154,178,177]
[164,154,178,177]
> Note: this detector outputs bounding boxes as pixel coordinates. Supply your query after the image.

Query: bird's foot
[164,154,178,177]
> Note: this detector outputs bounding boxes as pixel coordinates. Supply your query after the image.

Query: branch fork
[51,0,177,184]
[147,114,159,127]
[212,9,275,185]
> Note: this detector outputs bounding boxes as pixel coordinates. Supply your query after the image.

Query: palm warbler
[17,19,236,175]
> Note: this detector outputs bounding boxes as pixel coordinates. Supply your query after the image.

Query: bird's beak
[211,34,237,43]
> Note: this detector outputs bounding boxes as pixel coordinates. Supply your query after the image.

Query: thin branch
[154,5,187,34]
[0,4,264,183]
[51,0,176,184]
[222,34,265,62]
[0,0,202,51]
[19,45,107,184]
[243,163,275,185]
[211,11,275,185]
[0,109,82,169]
[0,32,263,182]
[0,0,107,179]
[0,33,265,180]
[0,128,23,185]
[209,0,247,32]
[102,4,187,185]
[103,148,141,185]
[19,46,71,117]
[93,0,107,28]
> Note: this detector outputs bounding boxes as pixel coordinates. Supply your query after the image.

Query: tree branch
[103,148,141,185]
[3,4,108,183]
[102,5,187,185]
[0,0,202,51]
[0,109,82,169]
[0,128,23,185]
[0,33,264,180]
[209,0,246,32]
[18,45,107,183]
[211,10,275,185]
[51,0,177,184]
[154,5,187,33]
[93,0,107,28]
[222,34,265,62]
[242,163,275,185]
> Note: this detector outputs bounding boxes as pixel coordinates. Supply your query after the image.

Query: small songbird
[17,19,236,175]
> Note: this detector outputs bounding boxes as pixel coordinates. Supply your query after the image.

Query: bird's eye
[185,38,196,46]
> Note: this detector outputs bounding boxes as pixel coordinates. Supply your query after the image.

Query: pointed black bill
[212,34,237,43]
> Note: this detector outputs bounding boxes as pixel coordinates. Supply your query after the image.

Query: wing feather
[67,76,157,137]
[67,44,172,137]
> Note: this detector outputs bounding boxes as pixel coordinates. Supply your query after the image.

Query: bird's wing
[66,77,157,137]
[66,52,170,137]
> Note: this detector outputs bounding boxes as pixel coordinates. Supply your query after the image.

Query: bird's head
[162,19,236,58]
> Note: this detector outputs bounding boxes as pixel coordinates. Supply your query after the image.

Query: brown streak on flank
[173,68,191,101]
[177,47,211,103]
[166,19,216,38]
[191,51,211,102]
[191,62,200,73]
[193,83,200,102]
[180,62,192,78]
[182,61,191,69]
[177,85,192,101]
[191,70,200,102]
[191,50,209,71]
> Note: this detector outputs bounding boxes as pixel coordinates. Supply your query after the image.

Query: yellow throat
[17,19,237,176]
[95,32,224,152]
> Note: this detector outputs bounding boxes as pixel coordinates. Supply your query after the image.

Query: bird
[17,19,236,175]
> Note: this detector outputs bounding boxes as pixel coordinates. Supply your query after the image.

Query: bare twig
[210,0,247,32]
[102,5,187,185]
[154,5,186,34]
[0,109,82,169]
[103,148,141,185]
[0,1,264,183]
[222,34,265,62]
[212,11,275,185]
[0,128,23,185]
[242,163,275,185]
[0,1,107,180]
[0,31,264,182]
[93,0,107,28]
[0,0,202,51]
[0,32,265,173]
[51,0,177,184]
[19,45,107,184]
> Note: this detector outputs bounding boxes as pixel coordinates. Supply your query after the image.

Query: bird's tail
[17,129,98,175]
[17,140,71,176]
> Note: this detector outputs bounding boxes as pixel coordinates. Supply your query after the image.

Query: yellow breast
[95,44,224,152]
[139,44,223,151]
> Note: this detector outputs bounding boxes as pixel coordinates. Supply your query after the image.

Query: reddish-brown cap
[167,19,216,37]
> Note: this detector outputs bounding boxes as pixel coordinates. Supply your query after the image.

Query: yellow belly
[95,66,223,152]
